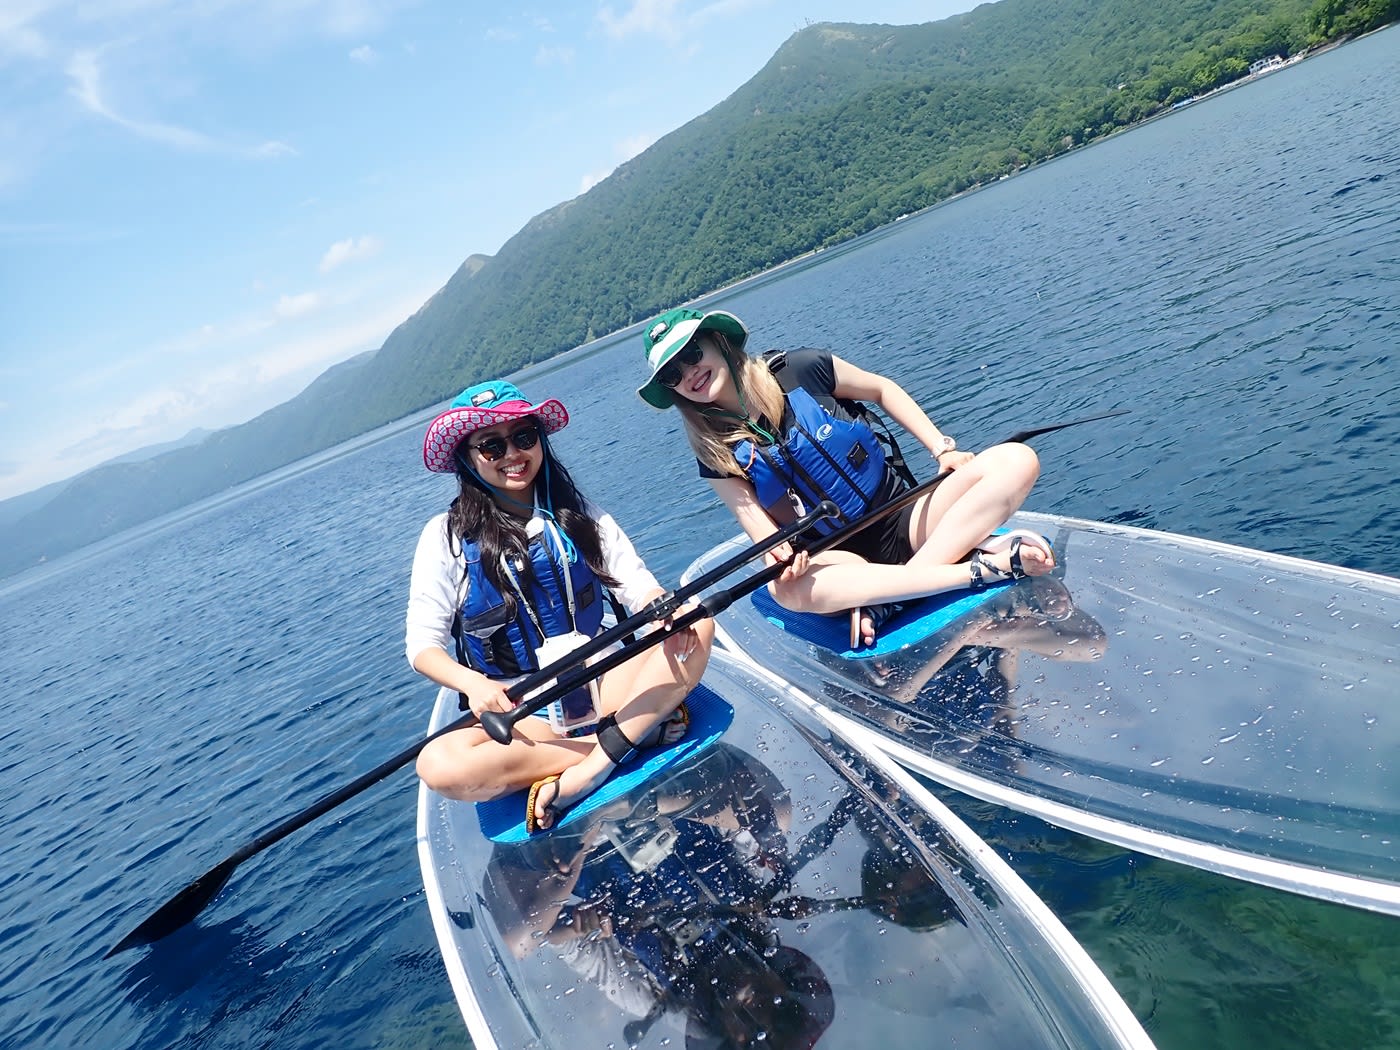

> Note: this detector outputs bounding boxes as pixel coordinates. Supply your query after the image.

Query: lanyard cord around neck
[499,517,576,638]
[701,398,780,447]
[696,357,781,446]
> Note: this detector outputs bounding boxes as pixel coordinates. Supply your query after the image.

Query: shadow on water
[118,914,277,998]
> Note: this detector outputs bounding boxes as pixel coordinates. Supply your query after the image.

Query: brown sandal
[525,774,562,835]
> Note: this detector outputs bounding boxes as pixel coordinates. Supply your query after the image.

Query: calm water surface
[2,26,1397,1050]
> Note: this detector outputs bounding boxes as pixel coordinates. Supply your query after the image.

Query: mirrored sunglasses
[468,424,541,461]
[656,343,704,389]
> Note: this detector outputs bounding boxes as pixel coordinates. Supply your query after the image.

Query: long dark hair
[445,431,620,623]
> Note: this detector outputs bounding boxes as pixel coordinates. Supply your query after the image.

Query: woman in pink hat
[407,379,712,832]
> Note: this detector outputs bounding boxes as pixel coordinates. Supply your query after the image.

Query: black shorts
[831,473,915,565]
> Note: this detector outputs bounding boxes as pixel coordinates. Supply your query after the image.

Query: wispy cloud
[596,0,761,40]
[27,285,430,497]
[319,235,382,272]
[66,48,295,157]
[349,44,378,64]
[535,44,574,66]
[0,0,54,63]
[275,291,324,319]
[579,131,657,193]
[596,0,684,40]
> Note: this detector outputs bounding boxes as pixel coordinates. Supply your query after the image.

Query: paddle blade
[104,857,238,957]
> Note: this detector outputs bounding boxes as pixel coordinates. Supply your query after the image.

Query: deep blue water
[2,26,1398,1050]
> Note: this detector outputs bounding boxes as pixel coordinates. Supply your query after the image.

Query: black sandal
[969,536,1034,591]
[635,702,691,748]
[849,602,903,648]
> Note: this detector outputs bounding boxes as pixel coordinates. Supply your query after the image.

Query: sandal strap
[969,550,1015,591]
[1007,535,1028,579]
[526,775,561,835]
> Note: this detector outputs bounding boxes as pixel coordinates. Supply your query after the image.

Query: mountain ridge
[3,0,1385,580]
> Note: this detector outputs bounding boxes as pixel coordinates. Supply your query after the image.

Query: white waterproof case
[529,629,600,735]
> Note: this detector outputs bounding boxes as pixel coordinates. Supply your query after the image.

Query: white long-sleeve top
[405,506,662,670]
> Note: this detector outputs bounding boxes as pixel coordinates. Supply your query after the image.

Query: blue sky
[0,0,971,501]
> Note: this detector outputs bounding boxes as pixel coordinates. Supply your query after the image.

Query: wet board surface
[475,682,734,843]
[751,575,1010,658]
[684,512,1400,916]
[417,651,1153,1050]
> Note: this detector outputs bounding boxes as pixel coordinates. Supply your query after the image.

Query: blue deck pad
[750,528,1056,658]
[476,682,735,843]
[750,583,1009,659]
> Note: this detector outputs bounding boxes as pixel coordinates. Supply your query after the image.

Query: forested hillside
[1,0,1392,578]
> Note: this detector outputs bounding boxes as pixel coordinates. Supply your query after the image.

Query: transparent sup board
[683,513,1400,916]
[417,650,1152,1050]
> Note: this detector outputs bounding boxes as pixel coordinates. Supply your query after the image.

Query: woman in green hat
[408,379,712,832]
[637,307,1054,648]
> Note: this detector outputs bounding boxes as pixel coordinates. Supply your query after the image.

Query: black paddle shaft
[104,501,842,956]
[104,407,1124,956]
[478,445,998,741]
[481,406,1134,740]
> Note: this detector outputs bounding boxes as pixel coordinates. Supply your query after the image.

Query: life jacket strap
[763,349,919,488]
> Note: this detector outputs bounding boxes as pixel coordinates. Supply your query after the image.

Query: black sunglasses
[468,424,541,461]
[656,343,704,389]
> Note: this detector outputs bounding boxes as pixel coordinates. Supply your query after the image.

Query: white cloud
[275,291,323,319]
[0,7,48,63]
[579,168,609,195]
[319,234,382,272]
[617,131,656,160]
[65,47,294,157]
[596,0,761,41]
[349,43,378,63]
[6,283,434,500]
[597,0,683,40]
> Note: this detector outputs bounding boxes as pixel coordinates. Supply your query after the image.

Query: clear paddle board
[417,650,1152,1049]
[684,512,1400,916]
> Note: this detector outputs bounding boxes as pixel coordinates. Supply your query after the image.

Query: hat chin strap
[462,438,581,565]
[699,357,778,445]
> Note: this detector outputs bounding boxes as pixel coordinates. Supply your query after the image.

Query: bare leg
[417,620,714,817]
[535,618,715,828]
[416,719,594,802]
[769,444,1052,644]
[904,443,1044,565]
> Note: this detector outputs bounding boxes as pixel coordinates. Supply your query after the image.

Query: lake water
[2,25,1397,1050]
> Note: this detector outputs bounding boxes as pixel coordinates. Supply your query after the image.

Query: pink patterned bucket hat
[422,380,569,473]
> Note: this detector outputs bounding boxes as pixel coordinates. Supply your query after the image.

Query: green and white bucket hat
[637,307,749,409]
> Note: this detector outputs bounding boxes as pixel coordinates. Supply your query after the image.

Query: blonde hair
[673,332,786,477]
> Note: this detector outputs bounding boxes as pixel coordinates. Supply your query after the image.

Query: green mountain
[1,0,1389,580]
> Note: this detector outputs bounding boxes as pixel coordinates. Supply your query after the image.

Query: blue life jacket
[455,520,605,678]
[733,387,887,536]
